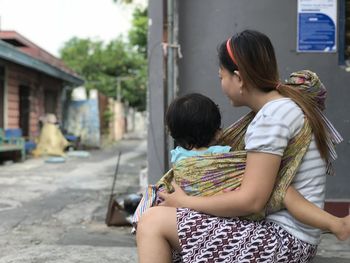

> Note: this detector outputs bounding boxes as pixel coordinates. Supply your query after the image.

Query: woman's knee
[136,206,180,250]
[137,207,160,234]
[137,207,175,234]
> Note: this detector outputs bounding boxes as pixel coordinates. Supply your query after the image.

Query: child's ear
[214,129,223,142]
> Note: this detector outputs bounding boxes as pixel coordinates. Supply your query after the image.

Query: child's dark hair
[166,93,221,150]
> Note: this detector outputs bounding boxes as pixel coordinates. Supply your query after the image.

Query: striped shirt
[245,98,326,245]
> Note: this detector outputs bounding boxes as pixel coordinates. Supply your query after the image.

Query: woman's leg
[136,206,181,263]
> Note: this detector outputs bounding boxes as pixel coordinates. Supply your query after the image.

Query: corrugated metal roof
[0,39,84,86]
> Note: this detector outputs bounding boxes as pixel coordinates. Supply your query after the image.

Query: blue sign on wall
[297,0,337,52]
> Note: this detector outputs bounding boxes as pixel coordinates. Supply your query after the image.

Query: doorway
[19,85,30,137]
[0,66,4,128]
[44,90,57,114]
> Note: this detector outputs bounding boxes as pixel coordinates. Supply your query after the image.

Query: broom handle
[109,151,122,201]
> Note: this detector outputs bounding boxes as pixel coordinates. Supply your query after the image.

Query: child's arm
[284,186,350,241]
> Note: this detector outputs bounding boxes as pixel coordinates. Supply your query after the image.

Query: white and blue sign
[297,0,337,52]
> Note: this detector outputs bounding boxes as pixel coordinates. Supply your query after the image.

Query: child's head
[166,93,221,150]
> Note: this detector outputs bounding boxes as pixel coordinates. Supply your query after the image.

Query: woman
[136,30,342,262]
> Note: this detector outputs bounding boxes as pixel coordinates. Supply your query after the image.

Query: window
[340,0,350,65]
[44,90,57,114]
[345,0,350,61]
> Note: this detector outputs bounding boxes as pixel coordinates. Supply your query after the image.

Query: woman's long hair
[218,30,329,161]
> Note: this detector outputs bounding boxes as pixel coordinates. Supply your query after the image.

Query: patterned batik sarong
[172,208,317,263]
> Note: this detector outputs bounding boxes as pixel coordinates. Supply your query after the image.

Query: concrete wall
[148,0,167,184]
[126,108,147,134]
[64,87,101,148]
[111,101,125,142]
[148,0,350,198]
[175,0,349,199]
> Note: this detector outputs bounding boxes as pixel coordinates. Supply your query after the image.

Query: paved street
[0,134,146,263]
[0,133,349,262]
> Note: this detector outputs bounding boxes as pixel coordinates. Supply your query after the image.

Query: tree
[128,7,148,57]
[60,2,148,111]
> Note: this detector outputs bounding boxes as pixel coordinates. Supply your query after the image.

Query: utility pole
[115,76,131,102]
[165,0,180,170]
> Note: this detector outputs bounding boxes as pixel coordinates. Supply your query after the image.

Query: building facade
[0,31,83,140]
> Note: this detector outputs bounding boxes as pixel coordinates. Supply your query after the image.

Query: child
[163,92,350,241]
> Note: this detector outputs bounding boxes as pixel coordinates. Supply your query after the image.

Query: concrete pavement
[314,234,350,262]
[0,132,349,262]
[0,136,145,262]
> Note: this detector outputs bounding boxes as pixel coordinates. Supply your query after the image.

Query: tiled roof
[0,30,83,85]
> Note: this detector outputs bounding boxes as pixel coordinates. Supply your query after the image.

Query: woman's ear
[233,70,241,79]
[234,70,244,88]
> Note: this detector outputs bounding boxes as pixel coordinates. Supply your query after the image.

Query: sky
[0,0,145,56]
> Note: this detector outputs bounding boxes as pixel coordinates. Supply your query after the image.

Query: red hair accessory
[226,38,237,65]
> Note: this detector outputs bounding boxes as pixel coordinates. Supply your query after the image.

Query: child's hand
[158,182,189,208]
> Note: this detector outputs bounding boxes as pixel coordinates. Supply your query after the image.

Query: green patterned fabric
[156,115,312,220]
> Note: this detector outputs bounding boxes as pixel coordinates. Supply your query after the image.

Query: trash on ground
[67,151,90,158]
[44,156,66,163]
[123,193,142,215]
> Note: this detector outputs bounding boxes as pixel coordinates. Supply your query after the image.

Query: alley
[0,135,146,263]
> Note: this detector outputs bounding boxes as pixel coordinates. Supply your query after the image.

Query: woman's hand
[158,182,189,208]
